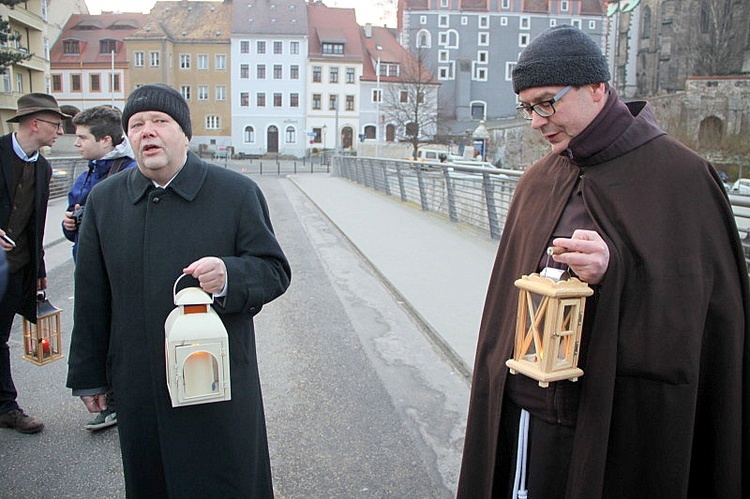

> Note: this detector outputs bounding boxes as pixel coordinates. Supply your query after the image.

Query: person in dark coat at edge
[0,93,69,434]
[457,25,749,499]
[66,84,291,497]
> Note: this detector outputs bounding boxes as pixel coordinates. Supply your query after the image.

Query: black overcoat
[0,133,50,321]
[458,102,750,498]
[67,153,291,497]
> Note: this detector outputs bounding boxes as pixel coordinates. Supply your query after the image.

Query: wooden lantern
[506,272,593,387]
[164,275,231,408]
[22,291,63,366]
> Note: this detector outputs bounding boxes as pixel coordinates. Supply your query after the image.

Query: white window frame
[205,115,220,130]
[572,19,582,29]
[180,85,190,100]
[197,54,208,70]
[420,15,427,25]
[505,62,516,81]
[478,32,489,46]
[216,85,226,101]
[561,1,569,12]
[520,16,530,29]
[519,33,530,47]
[472,63,488,81]
[479,15,489,28]
[179,54,191,70]
[198,85,208,101]
[244,125,255,143]
[439,49,450,63]
[215,54,226,70]
[134,51,144,67]
[438,15,449,28]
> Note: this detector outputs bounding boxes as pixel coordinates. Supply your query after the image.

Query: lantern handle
[172,273,200,301]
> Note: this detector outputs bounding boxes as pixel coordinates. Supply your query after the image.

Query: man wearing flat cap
[66,84,291,496]
[458,25,749,498]
[0,93,68,434]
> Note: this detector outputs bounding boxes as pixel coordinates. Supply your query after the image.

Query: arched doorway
[341,126,353,150]
[267,125,279,153]
[698,116,722,150]
[386,124,395,142]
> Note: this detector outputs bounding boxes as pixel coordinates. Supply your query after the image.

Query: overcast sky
[84,0,396,27]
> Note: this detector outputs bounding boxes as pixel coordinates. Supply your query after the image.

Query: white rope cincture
[512,408,530,499]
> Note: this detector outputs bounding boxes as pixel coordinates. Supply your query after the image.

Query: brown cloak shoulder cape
[458,101,750,498]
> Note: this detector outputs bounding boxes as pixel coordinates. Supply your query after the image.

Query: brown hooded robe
[458,100,750,498]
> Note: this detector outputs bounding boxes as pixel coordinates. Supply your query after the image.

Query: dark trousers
[0,270,25,414]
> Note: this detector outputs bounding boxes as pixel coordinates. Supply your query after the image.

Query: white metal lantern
[22,291,63,366]
[165,274,231,408]
[506,271,593,387]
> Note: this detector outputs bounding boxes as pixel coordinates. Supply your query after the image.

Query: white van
[732,179,750,195]
[414,149,461,163]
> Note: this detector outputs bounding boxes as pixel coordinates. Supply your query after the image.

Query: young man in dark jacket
[62,106,136,432]
[458,25,749,498]
[63,106,136,262]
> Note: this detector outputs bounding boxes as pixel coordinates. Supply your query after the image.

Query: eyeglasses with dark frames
[516,85,573,120]
[35,118,63,130]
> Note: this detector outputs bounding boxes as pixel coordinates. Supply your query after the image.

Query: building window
[322,43,344,55]
[505,62,516,81]
[274,64,282,79]
[15,73,21,93]
[63,40,80,55]
[372,89,382,103]
[571,19,582,29]
[329,67,339,83]
[274,93,282,107]
[257,93,266,107]
[244,126,255,143]
[257,65,266,79]
[240,92,249,107]
[100,39,117,54]
[180,85,191,100]
[471,102,486,120]
[590,20,597,30]
[520,17,530,29]
[461,16,468,25]
[519,33,530,47]
[150,51,160,67]
[439,50,449,62]
[240,40,250,54]
[550,19,557,27]
[290,65,299,79]
[112,73,120,91]
[274,41,283,54]
[501,17,508,26]
[312,93,321,110]
[51,74,62,92]
[290,93,299,107]
[345,94,354,111]
[380,63,400,77]
[440,30,459,48]
[285,126,296,143]
[346,67,355,83]
[312,66,322,83]
[502,0,510,7]
[440,0,448,6]
[473,64,488,81]
[561,1,569,12]
[420,15,427,24]
[71,74,81,92]
[179,54,191,69]
[438,15,448,27]
[215,54,226,70]
[290,41,299,54]
[198,85,208,101]
[478,50,488,63]
[197,54,208,70]
[216,85,226,101]
[90,74,100,92]
[416,29,432,48]
[479,32,489,46]
[364,125,375,139]
[400,90,408,103]
[257,41,266,54]
[134,51,144,67]
[240,64,249,79]
[479,16,489,28]
[329,94,338,110]
[205,115,220,130]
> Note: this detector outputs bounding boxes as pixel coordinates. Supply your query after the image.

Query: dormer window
[100,39,117,54]
[322,42,344,55]
[63,40,80,55]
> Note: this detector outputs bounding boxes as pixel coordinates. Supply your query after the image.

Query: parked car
[732,179,750,195]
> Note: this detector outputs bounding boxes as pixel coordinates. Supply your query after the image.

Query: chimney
[364,23,372,38]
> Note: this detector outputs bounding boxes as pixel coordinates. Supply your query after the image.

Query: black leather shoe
[0,409,44,434]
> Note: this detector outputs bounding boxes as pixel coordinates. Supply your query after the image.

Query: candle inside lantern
[41,338,50,356]
[183,351,219,398]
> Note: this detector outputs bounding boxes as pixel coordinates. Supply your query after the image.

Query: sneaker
[85,408,117,431]
[0,408,44,434]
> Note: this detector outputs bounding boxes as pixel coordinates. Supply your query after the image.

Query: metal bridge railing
[48,157,90,201]
[335,156,750,271]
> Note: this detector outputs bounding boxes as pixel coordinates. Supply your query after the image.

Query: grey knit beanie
[512,25,610,94]
[121,84,192,139]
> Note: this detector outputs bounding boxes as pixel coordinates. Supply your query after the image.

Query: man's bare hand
[551,229,610,285]
[183,257,227,294]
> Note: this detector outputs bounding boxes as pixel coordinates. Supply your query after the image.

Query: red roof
[50,13,147,66]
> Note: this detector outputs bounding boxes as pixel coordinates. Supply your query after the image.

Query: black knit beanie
[512,25,610,94]
[121,83,192,139]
